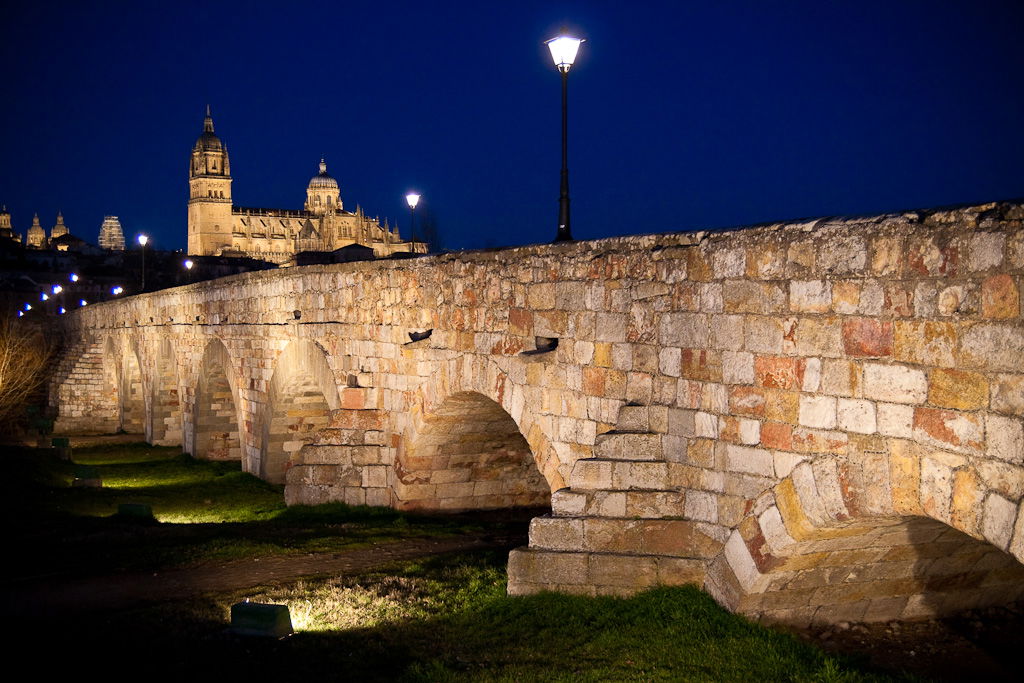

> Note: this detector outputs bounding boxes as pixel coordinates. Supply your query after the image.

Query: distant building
[26,214,46,248]
[51,211,69,240]
[98,216,125,251]
[0,206,20,243]
[187,107,425,264]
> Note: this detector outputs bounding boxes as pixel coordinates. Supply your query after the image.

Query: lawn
[4,442,903,681]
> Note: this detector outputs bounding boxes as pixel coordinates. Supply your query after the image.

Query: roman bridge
[50,201,1024,626]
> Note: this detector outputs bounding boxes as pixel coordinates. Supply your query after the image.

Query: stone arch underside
[707,455,1024,626]
[120,345,145,434]
[149,338,182,446]
[261,339,341,484]
[395,391,551,511]
[192,339,241,461]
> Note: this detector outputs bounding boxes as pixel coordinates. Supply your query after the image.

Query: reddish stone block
[754,355,806,389]
[842,318,893,357]
[981,274,1019,319]
[761,422,794,450]
[680,349,722,382]
[913,407,984,452]
[883,283,914,317]
[730,386,767,417]
[508,308,533,336]
[582,366,606,396]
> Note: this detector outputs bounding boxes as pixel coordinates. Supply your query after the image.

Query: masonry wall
[52,201,1024,625]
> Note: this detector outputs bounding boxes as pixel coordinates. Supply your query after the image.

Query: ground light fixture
[41,293,48,301]
[70,273,79,282]
[52,285,62,294]
[79,299,87,307]
[24,303,31,311]
[405,192,420,244]
[545,29,584,243]
[58,307,65,314]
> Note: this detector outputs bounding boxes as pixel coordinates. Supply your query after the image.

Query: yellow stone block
[927,368,989,411]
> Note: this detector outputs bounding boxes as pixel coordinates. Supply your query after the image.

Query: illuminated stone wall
[51,200,1024,625]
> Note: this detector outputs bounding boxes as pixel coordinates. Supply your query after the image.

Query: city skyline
[2,0,1022,253]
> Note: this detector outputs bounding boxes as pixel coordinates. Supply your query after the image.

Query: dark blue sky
[2,0,1022,252]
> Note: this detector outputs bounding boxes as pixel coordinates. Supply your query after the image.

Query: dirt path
[7,531,522,617]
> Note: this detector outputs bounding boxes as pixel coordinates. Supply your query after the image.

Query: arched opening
[120,347,145,434]
[396,391,551,512]
[192,339,240,461]
[711,460,1024,626]
[149,338,181,446]
[261,340,340,484]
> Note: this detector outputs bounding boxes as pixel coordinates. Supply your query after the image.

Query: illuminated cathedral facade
[187,108,423,264]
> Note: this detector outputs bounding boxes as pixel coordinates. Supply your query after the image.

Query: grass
[24,551,897,681]
[2,442,484,576]
[5,442,903,680]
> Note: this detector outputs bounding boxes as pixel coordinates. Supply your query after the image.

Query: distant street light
[138,234,149,291]
[545,29,584,242]
[405,193,421,245]
[184,259,194,270]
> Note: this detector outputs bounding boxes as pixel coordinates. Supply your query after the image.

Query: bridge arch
[396,390,552,511]
[706,453,1024,626]
[102,336,145,435]
[260,339,341,484]
[191,337,242,461]
[148,337,182,446]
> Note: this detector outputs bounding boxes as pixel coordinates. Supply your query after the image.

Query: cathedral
[187,108,424,264]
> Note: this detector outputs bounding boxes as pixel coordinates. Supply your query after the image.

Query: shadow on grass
[13,552,897,682]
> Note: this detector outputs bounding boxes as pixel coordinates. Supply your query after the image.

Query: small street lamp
[545,29,584,242]
[405,192,421,245]
[138,234,149,291]
[184,259,194,284]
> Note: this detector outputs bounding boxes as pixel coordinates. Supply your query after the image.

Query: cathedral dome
[308,159,338,190]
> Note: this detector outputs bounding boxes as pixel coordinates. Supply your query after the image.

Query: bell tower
[187,106,233,255]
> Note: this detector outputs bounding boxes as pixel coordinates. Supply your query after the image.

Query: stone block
[837,398,876,434]
[589,554,658,588]
[761,422,794,451]
[927,369,989,411]
[724,444,774,477]
[981,274,1019,319]
[960,323,1024,372]
[790,280,831,313]
[863,363,927,404]
[710,315,745,351]
[912,407,983,453]
[722,350,755,385]
[529,516,585,551]
[799,395,837,429]
[985,414,1023,464]
[968,232,1006,271]
[754,356,805,389]
[982,493,1018,550]
[893,321,957,367]
[659,313,708,348]
[877,402,914,438]
[685,490,718,522]
[842,319,893,357]
[991,373,1024,416]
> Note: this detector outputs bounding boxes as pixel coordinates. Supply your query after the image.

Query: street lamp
[545,29,584,242]
[138,234,149,291]
[405,192,421,245]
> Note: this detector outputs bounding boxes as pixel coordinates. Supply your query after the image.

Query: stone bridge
[50,201,1024,626]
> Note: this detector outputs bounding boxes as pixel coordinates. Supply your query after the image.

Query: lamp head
[406,193,421,210]
[184,259,194,270]
[138,234,149,247]
[546,32,584,73]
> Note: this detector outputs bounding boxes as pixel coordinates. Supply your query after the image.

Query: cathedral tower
[187,106,233,255]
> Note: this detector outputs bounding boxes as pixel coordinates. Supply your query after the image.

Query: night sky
[2,1,1022,253]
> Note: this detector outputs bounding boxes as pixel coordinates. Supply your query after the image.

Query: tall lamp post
[546,30,584,243]
[406,192,421,246]
[138,234,149,291]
